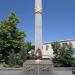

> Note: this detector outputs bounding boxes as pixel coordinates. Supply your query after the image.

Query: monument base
[23,59,54,75]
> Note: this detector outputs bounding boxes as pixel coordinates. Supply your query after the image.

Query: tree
[25,42,35,59]
[0,13,27,64]
[51,42,73,67]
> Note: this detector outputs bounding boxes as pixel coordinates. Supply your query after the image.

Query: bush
[51,42,73,67]
[72,58,75,67]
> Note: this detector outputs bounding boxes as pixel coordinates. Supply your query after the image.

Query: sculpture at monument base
[35,48,42,59]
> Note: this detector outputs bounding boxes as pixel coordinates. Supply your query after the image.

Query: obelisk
[23,1,54,75]
[35,0,42,52]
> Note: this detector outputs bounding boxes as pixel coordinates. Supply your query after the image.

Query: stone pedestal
[23,60,54,75]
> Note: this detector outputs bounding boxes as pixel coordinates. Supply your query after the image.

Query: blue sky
[0,0,75,44]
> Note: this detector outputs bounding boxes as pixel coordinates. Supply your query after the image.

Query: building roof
[43,38,75,45]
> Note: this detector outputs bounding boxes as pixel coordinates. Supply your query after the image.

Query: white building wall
[42,43,54,58]
[42,39,75,58]
[70,41,75,48]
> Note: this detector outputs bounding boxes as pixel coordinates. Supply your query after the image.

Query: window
[62,43,67,46]
[46,45,49,51]
[72,48,75,55]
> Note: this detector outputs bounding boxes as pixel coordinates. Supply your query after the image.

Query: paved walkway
[0,70,73,75]
[0,71,23,75]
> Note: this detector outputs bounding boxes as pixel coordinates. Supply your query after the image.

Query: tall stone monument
[35,0,42,51]
[35,0,49,58]
[23,0,54,75]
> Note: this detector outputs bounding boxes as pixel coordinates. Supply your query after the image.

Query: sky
[0,0,75,44]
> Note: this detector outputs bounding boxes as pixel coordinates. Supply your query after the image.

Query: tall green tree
[51,42,73,67]
[0,13,27,64]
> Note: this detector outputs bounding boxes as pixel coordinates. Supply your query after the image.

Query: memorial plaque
[39,65,53,75]
[23,65,37,75]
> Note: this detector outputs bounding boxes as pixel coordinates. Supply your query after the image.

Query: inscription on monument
[24,65,50,72]
[40,66,49,71]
